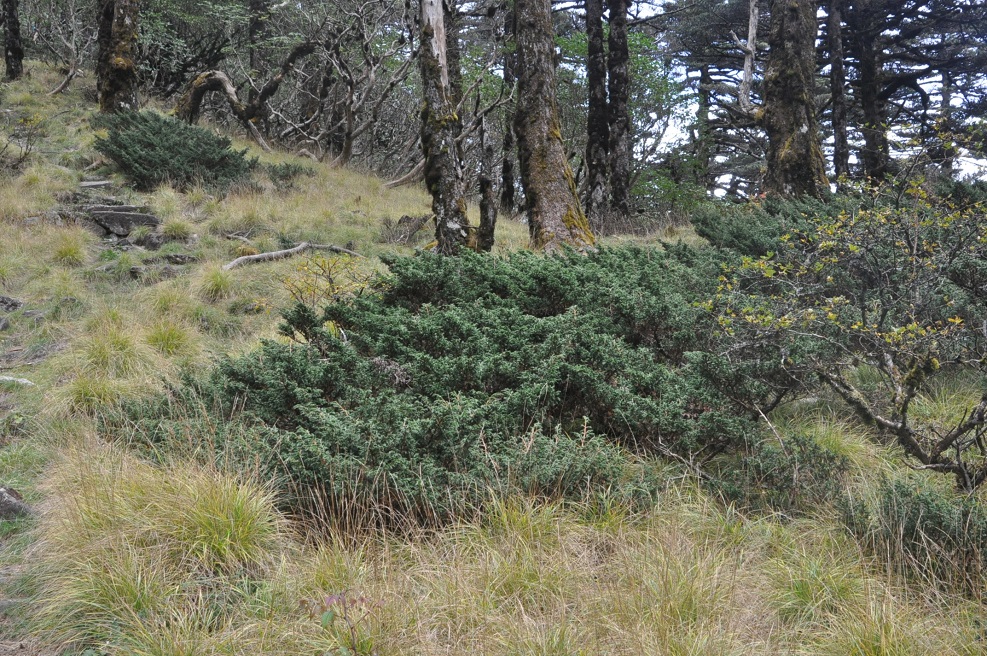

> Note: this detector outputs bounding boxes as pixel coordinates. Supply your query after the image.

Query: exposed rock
[0,487,32,520]
[127,231,164,250]
[0,318,8,332]
[0,297,23,313]
[164,253,199,265]
[79,180,112,189]
[88,211,161,237]
[83,204,141,214]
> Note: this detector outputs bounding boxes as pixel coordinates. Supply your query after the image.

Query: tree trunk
[606,0,631,217]
[248,0,269,97]
[762,0,828,197]
[693,65,713,189]
[584,0,610,229]
[847,2,888,181]
[96,0,140,113]
[735,0,759,114]
[513,0,594,252]
[500,4,518,214]
[828,0,849,184]
[477,114,498,252]
[419,0,470,255]
[935,71,956,172]
[3,0,23,81]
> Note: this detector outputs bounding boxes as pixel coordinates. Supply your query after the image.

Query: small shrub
[843,475,987,595]
[713,433,851,515]
[117,247,765,524]
[94,111,257,192]
[264,161,315,193]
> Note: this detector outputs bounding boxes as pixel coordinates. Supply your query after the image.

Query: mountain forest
[1,0,987,653]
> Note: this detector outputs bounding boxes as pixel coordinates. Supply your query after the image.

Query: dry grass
[26,445,985,655]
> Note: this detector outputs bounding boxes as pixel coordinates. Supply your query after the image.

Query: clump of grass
[32,443,286,652]
[51,229,89,266]
[196,266,234,301]
[145,320,198,358]
[151,468,281,573]
[78,323,153,377]
[162,218,194,241]
[61,374,128,414]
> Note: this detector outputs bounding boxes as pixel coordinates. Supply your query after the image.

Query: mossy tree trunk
[605,0,631,218]
[2,0,23,81]
[96,0,139,113]
[828,0,850,184]
[762,0,828,198]
[419,0,470,254]
[513,0,594,252]
[584,0,609,229]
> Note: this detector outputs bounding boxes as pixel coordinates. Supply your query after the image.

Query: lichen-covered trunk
[96,0,139,113]
[583,0,609,229]
[513,0,594,252]
[3,0,23,81]
[828,0,849,184]
[737,0,759,114]
[419,0,470,254]
[762,0,828,198]
[606,0,631,217]
[477,115,499,252]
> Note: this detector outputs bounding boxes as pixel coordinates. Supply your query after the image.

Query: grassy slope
[0,62,984,654]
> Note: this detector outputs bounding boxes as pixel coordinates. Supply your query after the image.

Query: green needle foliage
[94,111,257,192]
[120,247,767,524]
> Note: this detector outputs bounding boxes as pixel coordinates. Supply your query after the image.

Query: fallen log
[222,242,362,270]
[0,376,35,387]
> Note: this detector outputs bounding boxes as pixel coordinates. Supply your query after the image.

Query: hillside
[1,62,986,655]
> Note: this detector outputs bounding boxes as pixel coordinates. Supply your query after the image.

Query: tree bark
[3,0,23,81]
[606,0,631,217]
[477,114,498,252]
[828,0,849,184]
[693,65,713,189]
[500,3,518,214]
[762,0,828,197]
[248,0,270,101]
[584,0,610,229]
[96,0,140,113]
[847,1,888,182]
[513,0,594,252]
[419,0,470,254]
[733,0,759,114]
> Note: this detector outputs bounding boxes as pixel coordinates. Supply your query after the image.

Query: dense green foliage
[712,183,987,489]
[119,247,775,521]
[94,111,256,191]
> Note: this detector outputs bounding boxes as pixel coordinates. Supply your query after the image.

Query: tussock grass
[27,448,986,655]
[195,265,235,301]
